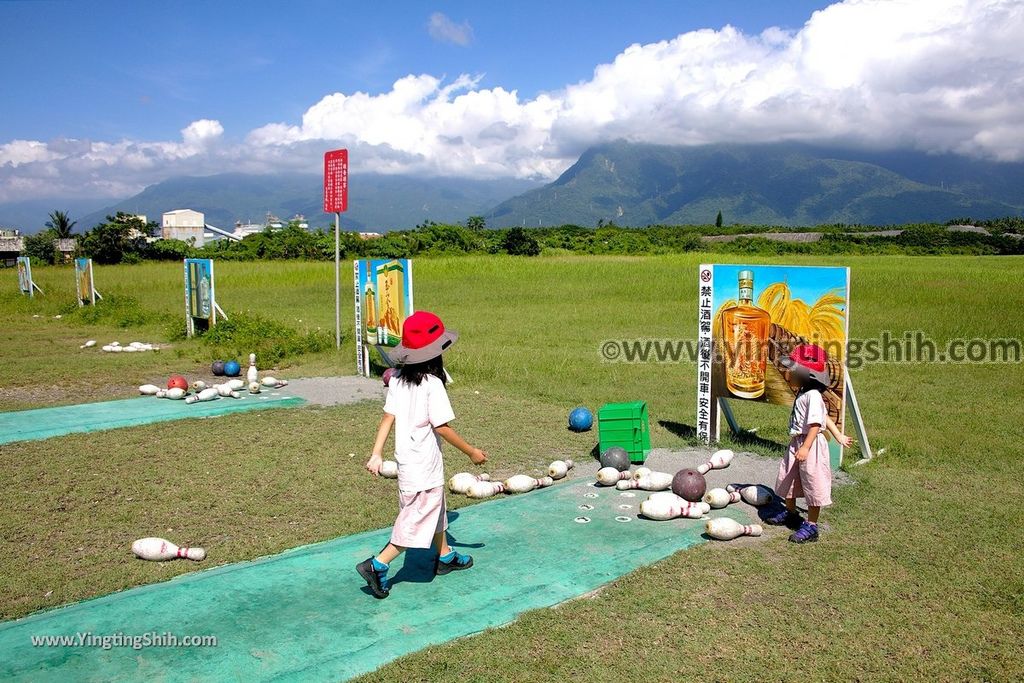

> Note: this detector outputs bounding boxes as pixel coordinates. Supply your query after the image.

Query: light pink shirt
[789,388,826,437]
[383,374,455,493]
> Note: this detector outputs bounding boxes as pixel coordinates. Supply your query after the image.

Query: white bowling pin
[80,340,97,349]
[226,379,246,391]
[448,472,490,494]
[261,377,288,388]
[548,459,575,480]
[631,467,652,480]
[138,384,160,395]
[467,480,506,499]
[165,388,186,400]
[704,487,742,509]
[615,471,674,491]
[248,382,261,394]
[123,346,137,353]
[129,341,144,349]
[504,475,554,493]
[215,384,234,397]
[101,345,114,352]
[698,449,735,475]
[640,497,710,520]
[247,353,258,384]
[727,484,774,506]
[191,380,207,392]
[379,460,399,478]
[155,389,167,398]
[111,345,123,352]
[229,390,241,398]
[705,518,763,540]
[131,537,206,561]
[597,467,632,486]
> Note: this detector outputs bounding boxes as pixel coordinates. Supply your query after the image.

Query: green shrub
[196,312,333,364]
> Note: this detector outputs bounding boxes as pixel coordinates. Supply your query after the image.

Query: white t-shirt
[383,374,456,493]
[789,388,826,437]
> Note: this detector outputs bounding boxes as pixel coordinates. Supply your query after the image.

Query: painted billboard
[353,259,414,375]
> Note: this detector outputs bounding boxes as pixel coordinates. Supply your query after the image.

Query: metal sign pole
[335,211,341,349]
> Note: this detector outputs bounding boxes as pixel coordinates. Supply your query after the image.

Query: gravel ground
[283,376,384,406]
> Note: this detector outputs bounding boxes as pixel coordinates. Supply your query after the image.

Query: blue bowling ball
[568,407,593,432]
[223,359,241,377]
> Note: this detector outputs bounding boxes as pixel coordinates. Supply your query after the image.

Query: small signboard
[16,256,34,296]
[184,258,219,336]
[353,259,414,375]
[75,257,99,306]
[324,149,349,214]
[698,263,857,467]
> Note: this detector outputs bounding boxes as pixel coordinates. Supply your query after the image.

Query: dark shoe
[356,558,390,599]
[789,521,819,544]
[435,550,473,576]
[765,508,803,529]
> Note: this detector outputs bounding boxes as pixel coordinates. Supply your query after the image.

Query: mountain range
[3,141,1023,233]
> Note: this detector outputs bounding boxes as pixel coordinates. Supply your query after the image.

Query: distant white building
[162,209,206,246]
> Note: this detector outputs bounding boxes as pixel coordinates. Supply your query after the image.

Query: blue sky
[1,0,1021,203]
[1,1,829,142]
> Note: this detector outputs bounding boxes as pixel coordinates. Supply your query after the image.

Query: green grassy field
[1,254,1022,681]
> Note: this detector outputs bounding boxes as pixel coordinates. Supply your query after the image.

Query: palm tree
[45,210,76,238]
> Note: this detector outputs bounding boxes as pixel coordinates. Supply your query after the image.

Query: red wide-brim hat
[390,310,459,365]
[779,343,831,387]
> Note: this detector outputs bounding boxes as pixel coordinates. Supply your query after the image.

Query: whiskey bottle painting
[720,269,770,398]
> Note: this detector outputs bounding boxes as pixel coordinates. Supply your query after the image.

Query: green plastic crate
[597,401,651,464]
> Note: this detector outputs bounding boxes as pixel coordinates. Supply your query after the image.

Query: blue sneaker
[435,550,473,575]
[356,557,390,599]
[765,508,803,529]
[789,521,819,544]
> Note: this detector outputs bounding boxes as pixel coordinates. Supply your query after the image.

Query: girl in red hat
[766,343,837,543]
[357,311,488,599]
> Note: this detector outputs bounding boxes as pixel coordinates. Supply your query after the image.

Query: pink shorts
[390,486,448,548]
[776,434,832,507]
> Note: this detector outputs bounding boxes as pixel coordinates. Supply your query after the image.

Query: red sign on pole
[323,149,348,213]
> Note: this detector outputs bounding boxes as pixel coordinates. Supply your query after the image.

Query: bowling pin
[101,345,114,352]
[726,484,774,506]
[548,459,575,480]
[379,460,399,478]
[138,384,160,395]
[640,497,710,520]
[597,467,632,486]
[631,467,652,480]
[504,475,554,493]
[247,353,258,384]
[467,480,506,499]
[226,379,246,391]
[185,387,219,404]
[229,390,241,399]
[80,340,97,349]
[155,389,167,398]
[248,382,261,394]
[448,472,490,494]
[215,383,234,397]
[698,449,735,475]
[165,387,186,400]
[191,380,207,392]
[705,518,763,540]
[261,377,288,388]
[615,471,674,491]
[123,346,137,353]
[703,487,742,509]
[131,537,206,562]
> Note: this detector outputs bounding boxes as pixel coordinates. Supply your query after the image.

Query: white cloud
[427,12,474,46]
[2,0,1023,203]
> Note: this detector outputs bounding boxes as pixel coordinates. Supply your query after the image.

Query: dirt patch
[283,376,384,407]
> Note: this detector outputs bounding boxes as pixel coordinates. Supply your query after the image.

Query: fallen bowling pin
[727,484,774,506]
[449,471,490,494]
[705,517,763,540]
[191,380,208,392]
[260,377,288,388]
[215,384,234,397]
[548,459,575,480]
[379,460,399,478]
[155,389,167,398]
[165,388,186,400]
[229,390,241,399]
[467,480,506,499]
[248,381,261,394]
[640,497,710,520]
[616,471,674,491]
[698,448,734,475]
[504,474,554,493]
[138,384,160,395]
[184,387,219,404]
[704,487,742,509]
[132,537,206,562]
[631,467,652,480]
[596,467,632,486]
[101,345,114,352]
[226,379,246,391]
[80,340,97,349]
